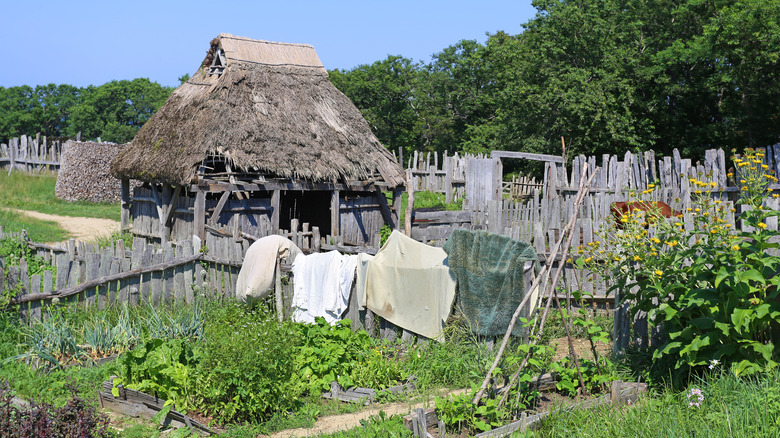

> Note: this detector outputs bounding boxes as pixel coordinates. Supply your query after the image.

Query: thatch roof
[111,34,405,187]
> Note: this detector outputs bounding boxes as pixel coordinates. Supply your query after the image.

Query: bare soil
[263,389,466,438]
[12,209,120,243]
[550,336,612,363]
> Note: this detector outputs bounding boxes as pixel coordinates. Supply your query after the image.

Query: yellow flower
[633,256,641,261]
[654,270,663,277]
[585,257,593,263]
[650,237,661,244]
[648,183,656,189]
[709,181,717,187]
[759,222,767,229]
[732,245,740,251]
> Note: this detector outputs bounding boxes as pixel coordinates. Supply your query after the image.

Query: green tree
[34,84,82,137]
[465,1,654,158]
[330,56,422,155]
[417,39,495,153]
[67,78,172,143]
[0,86,40,140]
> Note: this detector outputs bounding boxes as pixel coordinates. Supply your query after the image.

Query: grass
[0,208,69,242]
[386,190,464,227]
[0,171,120,220]
[529,370,780,437]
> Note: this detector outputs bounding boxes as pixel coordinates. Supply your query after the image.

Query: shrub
[580,148,780,377]
[193,302,300,423]
[0,381,112,438]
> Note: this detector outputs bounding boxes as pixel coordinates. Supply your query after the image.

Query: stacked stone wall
[55,141,138,203]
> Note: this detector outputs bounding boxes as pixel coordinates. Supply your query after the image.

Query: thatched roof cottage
[111,34,406,247]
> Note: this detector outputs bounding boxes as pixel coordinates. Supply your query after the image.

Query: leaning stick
[498,183,595,407]
[473,166,595,405]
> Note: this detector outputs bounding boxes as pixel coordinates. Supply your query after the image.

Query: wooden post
[331,190,340,238]
[405,169,414,236]
[275,259,284,322]
[194,189,206,241]
[271,190,280,233]
[120,179,131,232]
[392,188,403,229]
[374,186,395,229]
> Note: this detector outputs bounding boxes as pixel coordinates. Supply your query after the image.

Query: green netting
[443,229,539,337]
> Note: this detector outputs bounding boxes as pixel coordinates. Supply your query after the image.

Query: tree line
[330,0,780,161]
[1,0,777,162]
[0,79,173,144]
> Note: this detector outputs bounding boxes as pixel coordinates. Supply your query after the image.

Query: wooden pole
[405,169,414,236]
[271,190,280,233]
[473,165,596,405]
[120,179,131,232]
[331,190,340,238]
[194,189,206,241]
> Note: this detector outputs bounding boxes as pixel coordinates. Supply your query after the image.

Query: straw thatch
[111,34,405,187]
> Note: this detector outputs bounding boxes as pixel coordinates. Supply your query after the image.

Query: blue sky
[2,0,537,88]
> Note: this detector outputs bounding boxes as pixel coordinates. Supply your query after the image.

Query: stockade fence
[0,134,64,174]
[405,149,468,204]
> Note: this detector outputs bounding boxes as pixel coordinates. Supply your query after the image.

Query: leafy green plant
[436,388,507,433]
[579,149,780,377]
[115,338,198,412]
[350,342,407,390]
[322,411,413,437]
[293,317,374,393]
[379,225,392,247]
[193,302,300,423]
[549,357,614,396]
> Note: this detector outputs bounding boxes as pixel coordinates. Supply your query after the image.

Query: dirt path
[264,389,466,438]
[12,209,120,243]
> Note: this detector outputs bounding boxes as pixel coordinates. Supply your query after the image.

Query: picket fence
[0,134,64,173]
[0,225,422,342]
[406,150,468,203]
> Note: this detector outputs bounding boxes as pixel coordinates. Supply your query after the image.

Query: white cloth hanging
[291,251,357,324]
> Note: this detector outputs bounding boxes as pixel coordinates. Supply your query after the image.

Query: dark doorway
[279,190,331,234]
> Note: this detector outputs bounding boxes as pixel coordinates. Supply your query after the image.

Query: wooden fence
[406,150,468,203]
[0,134,64,173]
[0,225,427,343]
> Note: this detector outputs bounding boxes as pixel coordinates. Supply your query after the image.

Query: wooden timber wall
[130,186,387,249]
[131,186,275,243]
[0,134,63,173]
